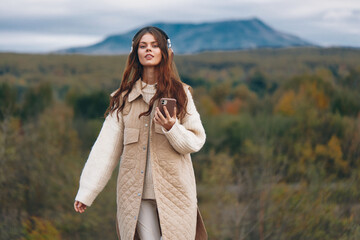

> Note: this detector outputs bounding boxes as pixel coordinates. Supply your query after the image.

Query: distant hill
[56,18,315,55]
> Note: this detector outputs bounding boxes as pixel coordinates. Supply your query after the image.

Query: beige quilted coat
[75,80,208,240]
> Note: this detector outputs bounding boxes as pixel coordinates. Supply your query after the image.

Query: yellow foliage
[306,82,329,110]
[327,135,343,160]
[275,81,330,116]
[315,135,348,174]
[21,216,61,240]
[327,135,348,173]
[314,144,326,155]
[275,90,296,116]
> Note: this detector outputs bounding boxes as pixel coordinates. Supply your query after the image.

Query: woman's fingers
[153,106,176,131]
[173,107,177,118]
[74,201,87,213]
[163,106,171,119]
[154,107,165,124]
[156,106,174,121]
[154,108,160,123]
[157,107,166,121]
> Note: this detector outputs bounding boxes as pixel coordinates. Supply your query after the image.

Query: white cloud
[0,31,102,52]
[0,0,72,17]
[322,9,356,21]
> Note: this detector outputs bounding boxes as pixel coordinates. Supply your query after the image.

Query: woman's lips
[145,54,153,60]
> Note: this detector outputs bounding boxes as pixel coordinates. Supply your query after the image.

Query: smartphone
[159,98,177,117]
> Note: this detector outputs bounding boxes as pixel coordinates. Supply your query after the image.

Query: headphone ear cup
[167,39,172,49]
[130,41,134,53]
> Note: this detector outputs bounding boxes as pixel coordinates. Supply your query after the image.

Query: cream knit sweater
[140,81,156,199]
[75,81,204,206]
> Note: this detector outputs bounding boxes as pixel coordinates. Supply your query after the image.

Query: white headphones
[130,27,172,53]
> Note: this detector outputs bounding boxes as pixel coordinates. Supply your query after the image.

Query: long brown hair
[105,26,188,120]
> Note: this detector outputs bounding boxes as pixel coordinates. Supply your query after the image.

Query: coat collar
[128,79,143,102]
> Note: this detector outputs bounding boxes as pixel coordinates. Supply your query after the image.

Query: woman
[74,26,207,240]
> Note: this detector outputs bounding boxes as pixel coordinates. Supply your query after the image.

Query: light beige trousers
[136,199,162,240]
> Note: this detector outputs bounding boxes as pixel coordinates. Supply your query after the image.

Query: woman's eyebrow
[139,41,158,44]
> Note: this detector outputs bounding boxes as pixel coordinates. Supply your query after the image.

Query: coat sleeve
[162,88,206,155]
[75,111,124,206]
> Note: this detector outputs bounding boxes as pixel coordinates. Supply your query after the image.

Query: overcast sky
[1,0,359,53]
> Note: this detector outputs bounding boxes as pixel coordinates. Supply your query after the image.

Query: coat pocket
[124,127,140,145]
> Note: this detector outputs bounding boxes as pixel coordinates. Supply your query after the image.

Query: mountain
[56,18,315,55]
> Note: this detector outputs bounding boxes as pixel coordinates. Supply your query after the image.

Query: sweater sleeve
[75,111,124,206]
[162,89,206,155]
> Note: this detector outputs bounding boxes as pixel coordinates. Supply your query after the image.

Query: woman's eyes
[139,44,159,49]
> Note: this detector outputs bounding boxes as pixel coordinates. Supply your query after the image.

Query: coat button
[141,171,144,174]
[138,193,141,196]
[134,216,137,220]
[143,146,146,150]
[145,123,148,127]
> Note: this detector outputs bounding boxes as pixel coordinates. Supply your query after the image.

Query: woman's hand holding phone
[154,105,177,131]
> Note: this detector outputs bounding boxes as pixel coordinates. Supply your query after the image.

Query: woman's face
[137,33,162,67]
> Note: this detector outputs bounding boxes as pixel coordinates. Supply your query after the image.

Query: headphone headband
[130,26,171,52]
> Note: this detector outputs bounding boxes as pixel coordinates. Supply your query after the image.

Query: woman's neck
[142,66,158,85]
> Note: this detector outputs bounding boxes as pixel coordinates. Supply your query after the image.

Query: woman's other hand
[154,106,176,131]
[74,200,87,213]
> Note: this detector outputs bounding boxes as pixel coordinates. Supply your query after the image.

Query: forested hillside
[1,47,360,239]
